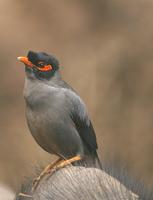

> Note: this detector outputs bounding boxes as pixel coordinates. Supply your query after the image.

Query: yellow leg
[32,155,82,190]
[52,155,81,171]
[18,193,32,198]
[32,158,62,190]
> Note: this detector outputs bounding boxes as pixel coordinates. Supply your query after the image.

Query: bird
[17,51,101,187]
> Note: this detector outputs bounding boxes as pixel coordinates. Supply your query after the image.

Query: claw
[32,176,41,190]
[18,193,32,198]
[32,158,62,191]
[32,156,82,191]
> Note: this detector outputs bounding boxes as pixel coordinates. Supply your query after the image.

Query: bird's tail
[94,151,102,169]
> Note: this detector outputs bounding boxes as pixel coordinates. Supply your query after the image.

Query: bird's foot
[32,156,81,191]
[18,192,32,198]
[32,158,62,191]
[51,155,81,172]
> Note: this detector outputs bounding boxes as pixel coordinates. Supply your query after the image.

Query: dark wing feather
[60,81,98,154]
[70,107,98,154]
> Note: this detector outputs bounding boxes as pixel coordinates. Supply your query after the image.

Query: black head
[18,51,59,80]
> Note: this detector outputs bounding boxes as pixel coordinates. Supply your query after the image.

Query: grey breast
[24,78,85,158]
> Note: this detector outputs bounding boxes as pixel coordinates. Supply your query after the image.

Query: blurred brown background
[0,0,153,192]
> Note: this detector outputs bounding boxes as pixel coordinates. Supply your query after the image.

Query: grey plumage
[20,51,100,164]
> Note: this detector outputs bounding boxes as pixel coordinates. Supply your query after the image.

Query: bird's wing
[69,91,98,153]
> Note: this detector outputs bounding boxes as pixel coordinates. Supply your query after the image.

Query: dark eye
[38,61,45,67]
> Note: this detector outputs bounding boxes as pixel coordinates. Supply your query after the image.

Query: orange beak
[17,56,34,67]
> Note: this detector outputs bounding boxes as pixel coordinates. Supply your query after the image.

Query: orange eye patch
[37,64,52,72]
[17,56,53,72]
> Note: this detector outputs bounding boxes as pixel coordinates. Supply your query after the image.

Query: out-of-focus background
[0,0,153,194]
